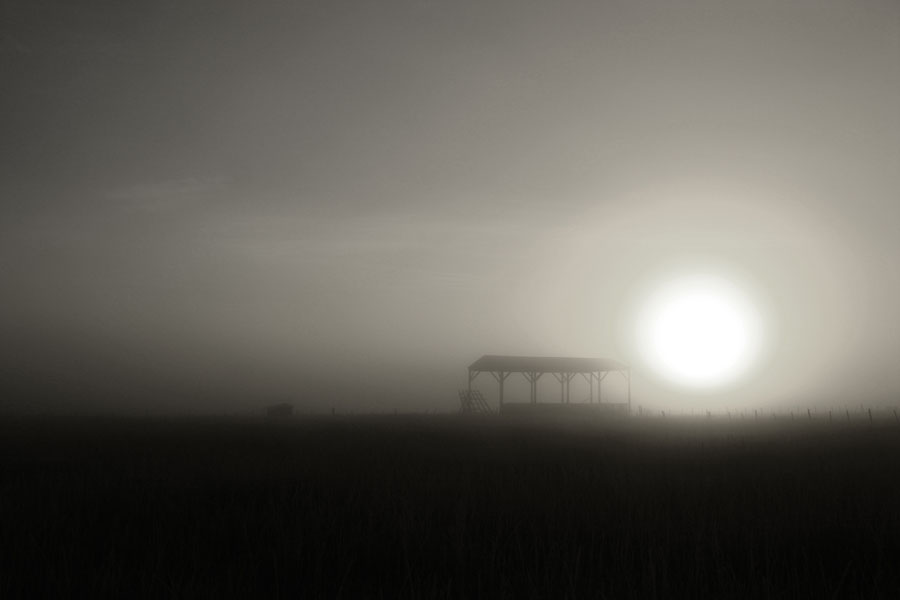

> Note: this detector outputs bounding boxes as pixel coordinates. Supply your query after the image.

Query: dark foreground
[2,415,900,598]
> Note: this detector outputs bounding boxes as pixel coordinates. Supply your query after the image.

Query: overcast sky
[2,0,898,413]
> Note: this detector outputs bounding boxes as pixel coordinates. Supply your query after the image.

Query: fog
[2,0,898,413]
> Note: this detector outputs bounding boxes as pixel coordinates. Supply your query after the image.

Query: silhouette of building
[266,403,293,418]
[467,355,631,415]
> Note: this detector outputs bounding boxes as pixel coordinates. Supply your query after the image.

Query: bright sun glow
[635,274,764,388]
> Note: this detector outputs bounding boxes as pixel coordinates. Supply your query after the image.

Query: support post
[528,371,542,403]
[598,372,602,404]
[589,373,593,403]
[553,372,564,403]
[627,368,632,415]
[490,371,510,410]
[531,372,536,403]
[524,372,533,403]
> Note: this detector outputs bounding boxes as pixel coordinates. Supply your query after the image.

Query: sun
[635,273,764,388]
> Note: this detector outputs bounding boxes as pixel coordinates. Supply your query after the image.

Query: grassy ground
[1,414,899,598]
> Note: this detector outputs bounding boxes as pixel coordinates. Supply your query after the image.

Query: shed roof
[468,355,628,373]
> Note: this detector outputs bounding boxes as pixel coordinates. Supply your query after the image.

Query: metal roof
[468,355,628,373]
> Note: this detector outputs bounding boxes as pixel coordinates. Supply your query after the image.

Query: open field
[2,414,900,598]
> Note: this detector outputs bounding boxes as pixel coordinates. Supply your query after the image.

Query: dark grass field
[2,414,900,598]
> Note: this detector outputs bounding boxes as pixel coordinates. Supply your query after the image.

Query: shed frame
[467,355,631,413]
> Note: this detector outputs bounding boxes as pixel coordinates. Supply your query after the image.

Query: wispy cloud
[108,176,230,213]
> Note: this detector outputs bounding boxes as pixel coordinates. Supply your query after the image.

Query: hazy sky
[2,0,899,413]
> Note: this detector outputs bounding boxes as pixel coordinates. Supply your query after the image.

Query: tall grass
[1,415,899,598]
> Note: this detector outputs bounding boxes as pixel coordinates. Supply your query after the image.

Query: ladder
[458,389,493,414]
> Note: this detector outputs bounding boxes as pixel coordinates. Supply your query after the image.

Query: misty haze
[2,0,899,597]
